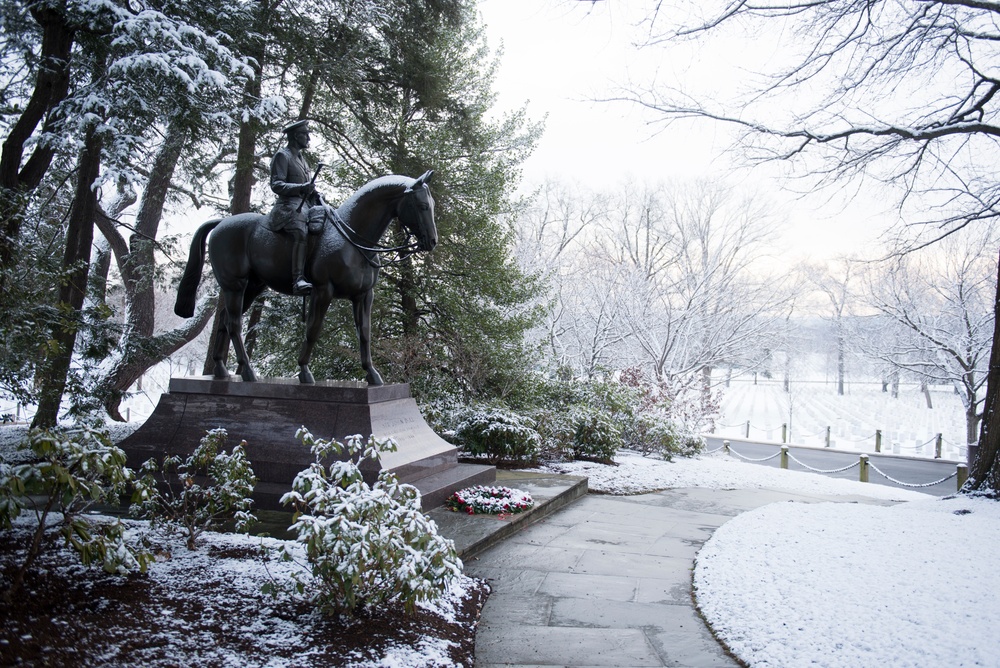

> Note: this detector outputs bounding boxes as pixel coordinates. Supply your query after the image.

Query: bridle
[323,200,423,268]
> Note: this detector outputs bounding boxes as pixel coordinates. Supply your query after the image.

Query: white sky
[477,0,897,264]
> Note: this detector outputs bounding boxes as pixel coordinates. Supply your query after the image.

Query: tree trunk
[31,124,102,428]
[123,120,188,336]
[244,297,265,360]
[921,380,933,409]
[966,249,1000,492]
[836,327,845,396]
[94,120,195,419]
[204,11,268,374]
[0,5,75,283]
[967,405,980,452]
[701,365,712,412]
[202,298,228,375]
[965,372,980,451]
[100,300,216,420]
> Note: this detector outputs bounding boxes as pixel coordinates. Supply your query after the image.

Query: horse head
[397,170,437,252]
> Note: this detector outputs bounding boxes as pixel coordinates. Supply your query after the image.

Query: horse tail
[174,219,222,318]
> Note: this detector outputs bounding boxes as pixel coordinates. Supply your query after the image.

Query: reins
[324,207,420,268]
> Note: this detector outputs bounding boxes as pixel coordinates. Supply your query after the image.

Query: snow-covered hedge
[425,374,704,466]
[278,429,462,615]
[570,406,621,463]
[625,413,705,461]
[453,406,542,466]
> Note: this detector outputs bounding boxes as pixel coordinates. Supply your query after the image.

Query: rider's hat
[282,119,309,135]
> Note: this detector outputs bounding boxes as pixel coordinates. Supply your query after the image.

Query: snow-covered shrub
[131,429,257,551]
[618,366,720,435]
[570,406,621,463]
[453,405,542,466]
[278,429,462,615]
[0,425,152,601]
[531,408,577,462]
[625,413,705,461]
[418,395,466,439]
[675,431,706,458]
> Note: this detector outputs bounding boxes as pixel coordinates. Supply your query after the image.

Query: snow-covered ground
[545,451,999,668]
[715,362,970,461]
[544,449,930,500]
[4,416,997,667]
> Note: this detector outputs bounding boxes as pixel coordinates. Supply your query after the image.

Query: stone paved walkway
[464,486,889,667]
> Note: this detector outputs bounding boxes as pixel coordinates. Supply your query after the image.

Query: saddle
[263,205,327,235]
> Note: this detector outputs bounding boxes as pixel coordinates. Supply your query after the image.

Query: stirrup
[292,278,313,295]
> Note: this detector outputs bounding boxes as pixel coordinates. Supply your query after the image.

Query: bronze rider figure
[268,119,321,295]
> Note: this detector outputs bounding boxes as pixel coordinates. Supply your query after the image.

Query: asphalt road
[703,436,966,497]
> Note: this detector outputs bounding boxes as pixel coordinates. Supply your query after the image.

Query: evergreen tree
[254,0,545,402]
[1,0,254,425]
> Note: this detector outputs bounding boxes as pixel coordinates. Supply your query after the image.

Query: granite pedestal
[118,377,494,510]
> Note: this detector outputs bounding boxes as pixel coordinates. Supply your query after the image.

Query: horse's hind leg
[221,288,257,382]
[235,280,266,378]
[210,297,232,380]
[352,290,383,386]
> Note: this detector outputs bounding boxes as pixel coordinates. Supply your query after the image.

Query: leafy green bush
[278,429,462,615]
[625,412,706,461]
[0,425,151,602]
[570,406,621,463]
[673,431,707,458]
[130,429,257,550]
[530,407,576,462]
[453,405,542,466]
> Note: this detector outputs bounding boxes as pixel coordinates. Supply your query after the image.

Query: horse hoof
[299,368,315,384]
[367,370,384,386]
[213,366,230,380]
[241,368,257,382]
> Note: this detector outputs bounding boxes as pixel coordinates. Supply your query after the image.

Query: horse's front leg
[353,289,383,386]
[298,290,332,384]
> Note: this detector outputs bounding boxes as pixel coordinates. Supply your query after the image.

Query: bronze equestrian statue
[174,151,437,386]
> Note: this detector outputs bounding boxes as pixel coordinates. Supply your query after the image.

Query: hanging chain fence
[785,452,861,474]
[725,446,783,463]
[841,432,878,443]
[867,461,958,488]
[893,436,938,451]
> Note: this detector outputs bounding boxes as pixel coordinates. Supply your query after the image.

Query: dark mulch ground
[0,523,489,667]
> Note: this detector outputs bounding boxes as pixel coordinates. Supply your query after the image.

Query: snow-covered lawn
[542,451,999,668]
[716,378,970,460]
[542,450,931,500]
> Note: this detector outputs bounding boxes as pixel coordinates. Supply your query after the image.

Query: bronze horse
[174,172,437,386]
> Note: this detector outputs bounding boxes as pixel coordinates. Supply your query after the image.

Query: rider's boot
[291,236,313,295]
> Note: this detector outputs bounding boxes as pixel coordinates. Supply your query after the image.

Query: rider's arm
[270,152,313,197]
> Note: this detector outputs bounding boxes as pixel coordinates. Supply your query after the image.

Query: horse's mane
[344,175,414,206]
[337,174,416,220]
